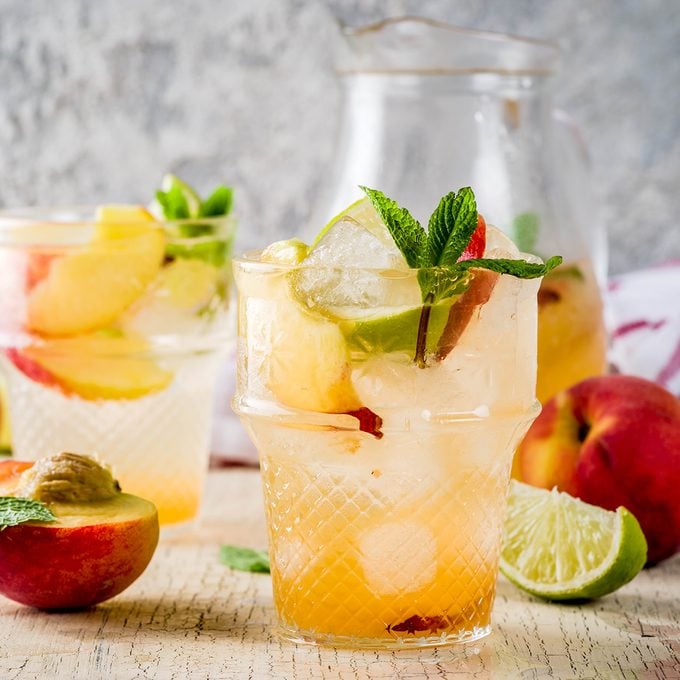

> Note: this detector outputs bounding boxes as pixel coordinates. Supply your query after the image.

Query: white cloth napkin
[607,262,680,397]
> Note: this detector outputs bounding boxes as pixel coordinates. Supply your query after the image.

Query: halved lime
[500,481,647,601]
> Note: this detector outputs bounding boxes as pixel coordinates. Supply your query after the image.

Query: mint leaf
[219,545,270,573]
[417,267,471,305]
[0,497,56,530]
[427,188,478,267]
[451,255,562,279]
[156,185,190,220]
[200,186,233,217]
[360,186,426,268]
[512,212,540,253]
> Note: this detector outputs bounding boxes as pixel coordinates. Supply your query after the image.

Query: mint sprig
[154,175,234,267]
[359,187,426,268]
[219,545,270,573]
[0,497,56,530]
[360,186,562,366]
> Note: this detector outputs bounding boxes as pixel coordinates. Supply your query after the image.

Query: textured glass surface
[3,351,222,525]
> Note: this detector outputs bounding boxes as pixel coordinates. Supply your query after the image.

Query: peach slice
[8,333,173,400]
[27,206,165,336]
[0,455,159,609]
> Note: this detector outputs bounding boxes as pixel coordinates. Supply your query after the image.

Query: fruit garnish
[153,174,234,267]
[360,186,562,367]
[220,545,271,573]
[8,333,173,400]
[458,214,487,261]
[0,454,159,609]
[312,198,392,249]
[27,207,165,336]
[500,481,647,601]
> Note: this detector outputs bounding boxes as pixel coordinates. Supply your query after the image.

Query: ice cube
[294,217,420,318]
[358,521,437,595]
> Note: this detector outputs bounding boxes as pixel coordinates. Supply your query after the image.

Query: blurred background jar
[307,17,608,404]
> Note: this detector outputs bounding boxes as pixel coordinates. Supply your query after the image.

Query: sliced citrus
[340,301,453,355]
[160,173,202,217]
[312,198,388,248]
[500,481,647,601]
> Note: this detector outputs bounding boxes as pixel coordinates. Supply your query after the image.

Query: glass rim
[233,250,539,276]
[0,206,236,246]
[344,16,558,51]
[0,205,236,227]
[338,15,560,77]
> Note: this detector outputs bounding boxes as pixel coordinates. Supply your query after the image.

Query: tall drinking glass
[233,227,542,648]
[0,207,235,524]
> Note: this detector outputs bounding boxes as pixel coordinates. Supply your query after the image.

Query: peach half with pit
[0,453,159,609]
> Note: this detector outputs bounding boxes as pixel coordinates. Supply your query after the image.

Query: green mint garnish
[360,186,562,367]
[426,188,479,267]
[359,187,426,268]
[219,545,270,573]
[199,186,233,218]
[512,212,540,253]
[156,184,191,221]
[0,497,56,530]
[154,175,234,267]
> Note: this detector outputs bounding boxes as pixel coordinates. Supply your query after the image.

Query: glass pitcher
[307,17,608,403]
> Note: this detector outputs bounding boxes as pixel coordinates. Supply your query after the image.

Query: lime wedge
[312,198,390,248]
[341,301,454,355]
[500,481,647,601]
[161,173,202,217]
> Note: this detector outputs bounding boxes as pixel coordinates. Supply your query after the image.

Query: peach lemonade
[536,260,607,404]
[0,176,235,524]
[234,186,559,647]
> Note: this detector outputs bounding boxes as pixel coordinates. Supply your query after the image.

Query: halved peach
[0,458,159,609]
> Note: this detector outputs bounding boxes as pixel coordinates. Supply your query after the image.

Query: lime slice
[161,173,202,217]
[341,301,454,355]
[500,481,647,601]
[312,198,388,248]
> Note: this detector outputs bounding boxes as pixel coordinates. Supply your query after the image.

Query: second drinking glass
[0,204,235,524]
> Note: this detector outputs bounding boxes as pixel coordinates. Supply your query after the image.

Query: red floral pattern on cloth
[607,262,680,397]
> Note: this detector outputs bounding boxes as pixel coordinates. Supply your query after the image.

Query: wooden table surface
[1,469,678,680]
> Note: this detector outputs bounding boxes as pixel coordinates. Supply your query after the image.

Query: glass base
[277,623,491,650]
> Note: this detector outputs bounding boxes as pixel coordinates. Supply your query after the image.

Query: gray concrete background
[1,0,678,274]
